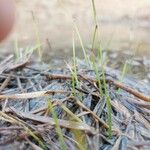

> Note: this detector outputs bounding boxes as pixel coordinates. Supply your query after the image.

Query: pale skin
[0,0,15,42]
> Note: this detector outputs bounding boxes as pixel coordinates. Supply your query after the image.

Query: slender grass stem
[91,0,97,24]
[14,38,19,60]
[102,69,112,138]
[98,46,112,138]
[47,100,67,150]
[74,24,90,65]
[91,25,98,52]
[72,31,79,86]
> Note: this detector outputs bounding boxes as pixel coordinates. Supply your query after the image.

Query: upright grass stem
[98,46,112,138]
[47,100,67,150]
[92,0,97,24]
[91,25,98,52]
[74,24,90,65]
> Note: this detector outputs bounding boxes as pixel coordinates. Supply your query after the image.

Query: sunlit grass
[72,31,79,96]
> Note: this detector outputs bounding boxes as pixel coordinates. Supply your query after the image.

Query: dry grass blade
[7,58,31,71]
[0,90,70,100]
[0,55,13,74]
[126,98,150,109]
[61,104,82,122]
[0,75,11,92]
[134,111,150,130]
[71,96,109,129]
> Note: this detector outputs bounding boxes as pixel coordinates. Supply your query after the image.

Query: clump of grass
[91,0,112,138]
[100,51,112,138]
[72,31,79,96]
[72,0,113,137]
[66,33,79,96]
[70,32,88,150]
[14,38,41,61]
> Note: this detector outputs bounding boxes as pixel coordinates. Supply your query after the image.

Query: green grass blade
[47,100,67,150]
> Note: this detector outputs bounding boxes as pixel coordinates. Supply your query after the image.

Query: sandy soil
[1,0,150,58]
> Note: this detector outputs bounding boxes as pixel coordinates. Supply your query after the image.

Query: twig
[1,68,149,103]
[46,73,150,102]
[107,79,150,102]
